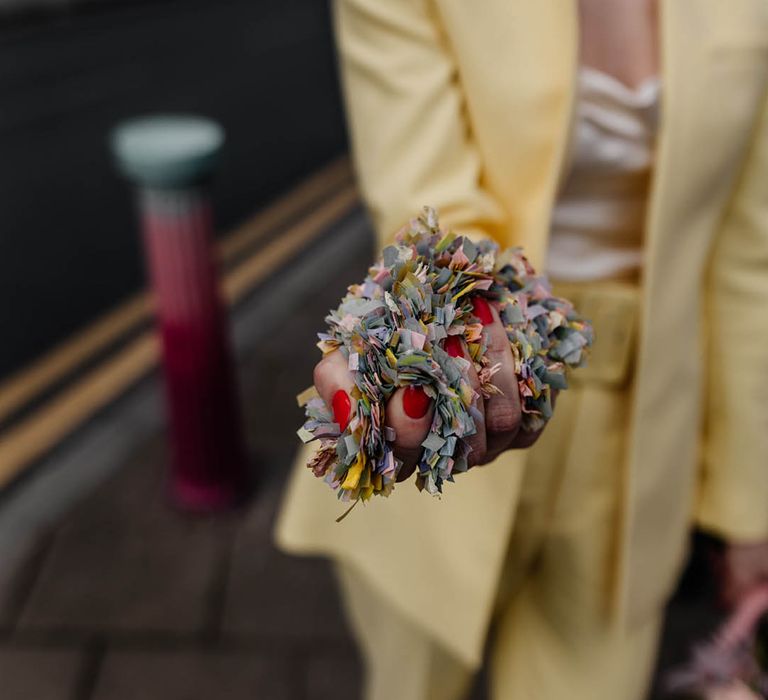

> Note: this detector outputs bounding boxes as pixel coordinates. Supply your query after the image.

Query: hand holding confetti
[297,208,594,513]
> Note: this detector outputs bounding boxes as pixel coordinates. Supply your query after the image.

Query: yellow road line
[0,335,160,487]
[218,155,351,263]
[0,183,358,488]
[0,156,351,424]
[0,295,151,424]
[223,187,358,301]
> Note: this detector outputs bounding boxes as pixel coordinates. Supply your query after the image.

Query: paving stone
[0,648,83,700]
[0,533,50,629]
[55,435,240,536]
[305,645,484,700]
[223,544,351,642]
[222,484,352,643]
[239,356,307,487]
[17,514,228,635]
[305,646,363,700]
[91,649,294,700]
[15,423,246,636]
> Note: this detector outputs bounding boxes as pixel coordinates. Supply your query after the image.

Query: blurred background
[0,1,724,698]
[1,0,346,379]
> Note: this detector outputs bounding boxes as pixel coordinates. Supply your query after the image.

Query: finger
[721,563,751,609]
[313,351,356,430]
[722,573,748,609]
[386,386,434,481]
[507,391,559,450]
[507,427,544,450]
[723,544,768,607]
[444,335,487,468]
[473,298,521,450]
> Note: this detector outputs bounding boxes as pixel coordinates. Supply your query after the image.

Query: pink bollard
[112,115,249,512]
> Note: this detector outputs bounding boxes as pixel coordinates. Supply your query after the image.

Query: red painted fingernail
[472,297,494,325]
[332,390,351,431]
[444,335,464,358]
[403,386,430,419]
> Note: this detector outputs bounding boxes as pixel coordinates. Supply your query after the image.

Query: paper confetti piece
[296,385,319,407]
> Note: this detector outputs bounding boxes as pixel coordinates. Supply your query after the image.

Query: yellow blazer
[277,0,768,666]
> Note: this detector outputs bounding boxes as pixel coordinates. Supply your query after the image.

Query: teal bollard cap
[110,115,224,188]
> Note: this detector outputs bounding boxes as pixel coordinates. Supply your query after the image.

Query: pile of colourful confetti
[297,208,593,506]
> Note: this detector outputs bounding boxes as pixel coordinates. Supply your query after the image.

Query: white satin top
[546,66,660,281]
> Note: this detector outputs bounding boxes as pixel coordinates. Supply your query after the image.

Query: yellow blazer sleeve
[333,0,506,247]
[697,88,768,542]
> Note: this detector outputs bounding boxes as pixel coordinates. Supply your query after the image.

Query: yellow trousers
[335,281,663,700]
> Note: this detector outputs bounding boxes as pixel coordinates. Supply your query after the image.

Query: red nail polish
[332,390,351,431]
[403,386,430,419]
[472,297,494,325]
[444,335,464,358]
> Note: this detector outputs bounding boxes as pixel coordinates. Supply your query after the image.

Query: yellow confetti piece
[341,453,365,490]
[459,381,474,407]
[317,339,341,355]
[296,385,319,407]
[359,464,371,489]
[386,348,397,368]
[450,281,478,302]
[434,231,456,252]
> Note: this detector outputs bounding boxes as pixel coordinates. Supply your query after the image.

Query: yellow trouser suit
[277,1,768,697]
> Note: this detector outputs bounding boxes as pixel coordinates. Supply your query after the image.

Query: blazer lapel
[435,0,578,267]
[621,0,768,624]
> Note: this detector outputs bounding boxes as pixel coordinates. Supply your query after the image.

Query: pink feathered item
[666,584,768,699]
